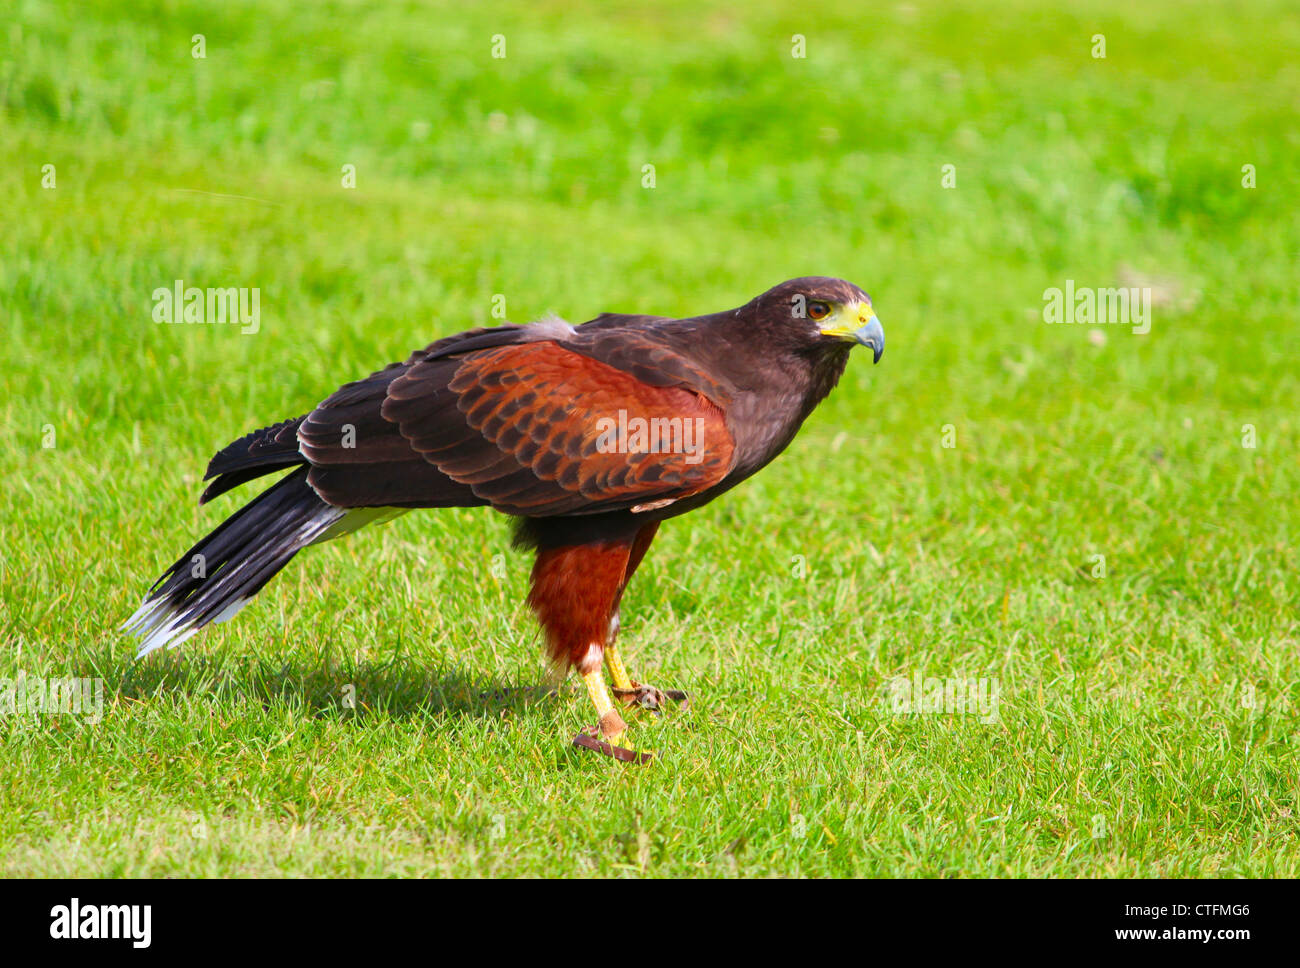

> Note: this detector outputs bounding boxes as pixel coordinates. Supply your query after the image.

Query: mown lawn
[1,0,1297,876]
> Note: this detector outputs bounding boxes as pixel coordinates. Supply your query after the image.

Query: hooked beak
[853,313,885,364]
[822,301,885,363]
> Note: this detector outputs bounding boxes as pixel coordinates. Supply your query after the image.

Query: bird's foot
[612,681,688,715]
[572,721,654,765]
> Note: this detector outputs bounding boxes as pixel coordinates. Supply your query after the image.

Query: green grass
[2,0,1298,876]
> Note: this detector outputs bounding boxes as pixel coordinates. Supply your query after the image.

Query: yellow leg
[582,669,626,743]
[605,640,634,692]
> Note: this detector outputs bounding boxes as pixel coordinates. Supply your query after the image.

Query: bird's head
[747,277,885,364]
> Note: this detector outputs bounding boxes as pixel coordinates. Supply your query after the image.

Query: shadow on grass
[94,646,573,724]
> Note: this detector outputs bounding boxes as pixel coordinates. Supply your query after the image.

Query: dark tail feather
[123,467,345,656]
[200,416,307,504]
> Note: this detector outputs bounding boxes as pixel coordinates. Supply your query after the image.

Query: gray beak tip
[854,316,885,364]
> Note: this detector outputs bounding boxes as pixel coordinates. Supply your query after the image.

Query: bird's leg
[604,621,635,693]
[581,667,626,744]
[606,526,689,714]
[527,537,652,760]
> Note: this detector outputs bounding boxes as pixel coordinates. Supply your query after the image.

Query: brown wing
[297,353,478,509]
[300,338,735,516]
[390,340,734,515]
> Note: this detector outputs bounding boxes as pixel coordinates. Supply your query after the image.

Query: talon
[612,681,688,713]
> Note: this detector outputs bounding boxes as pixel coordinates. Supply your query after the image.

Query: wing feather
[296,328,736,516]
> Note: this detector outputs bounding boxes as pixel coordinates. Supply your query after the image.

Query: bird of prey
[124,277,884,761]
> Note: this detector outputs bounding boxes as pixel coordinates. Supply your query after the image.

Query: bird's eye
[807,301,832,321]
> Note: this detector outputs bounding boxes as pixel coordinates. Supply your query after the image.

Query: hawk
[124,277,884,761]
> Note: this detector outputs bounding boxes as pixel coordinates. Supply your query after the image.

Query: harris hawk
[124,277,884,761]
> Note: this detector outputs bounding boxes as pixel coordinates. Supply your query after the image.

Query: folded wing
[299,336,736,517]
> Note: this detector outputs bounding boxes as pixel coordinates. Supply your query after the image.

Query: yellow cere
[819,300,875,338]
